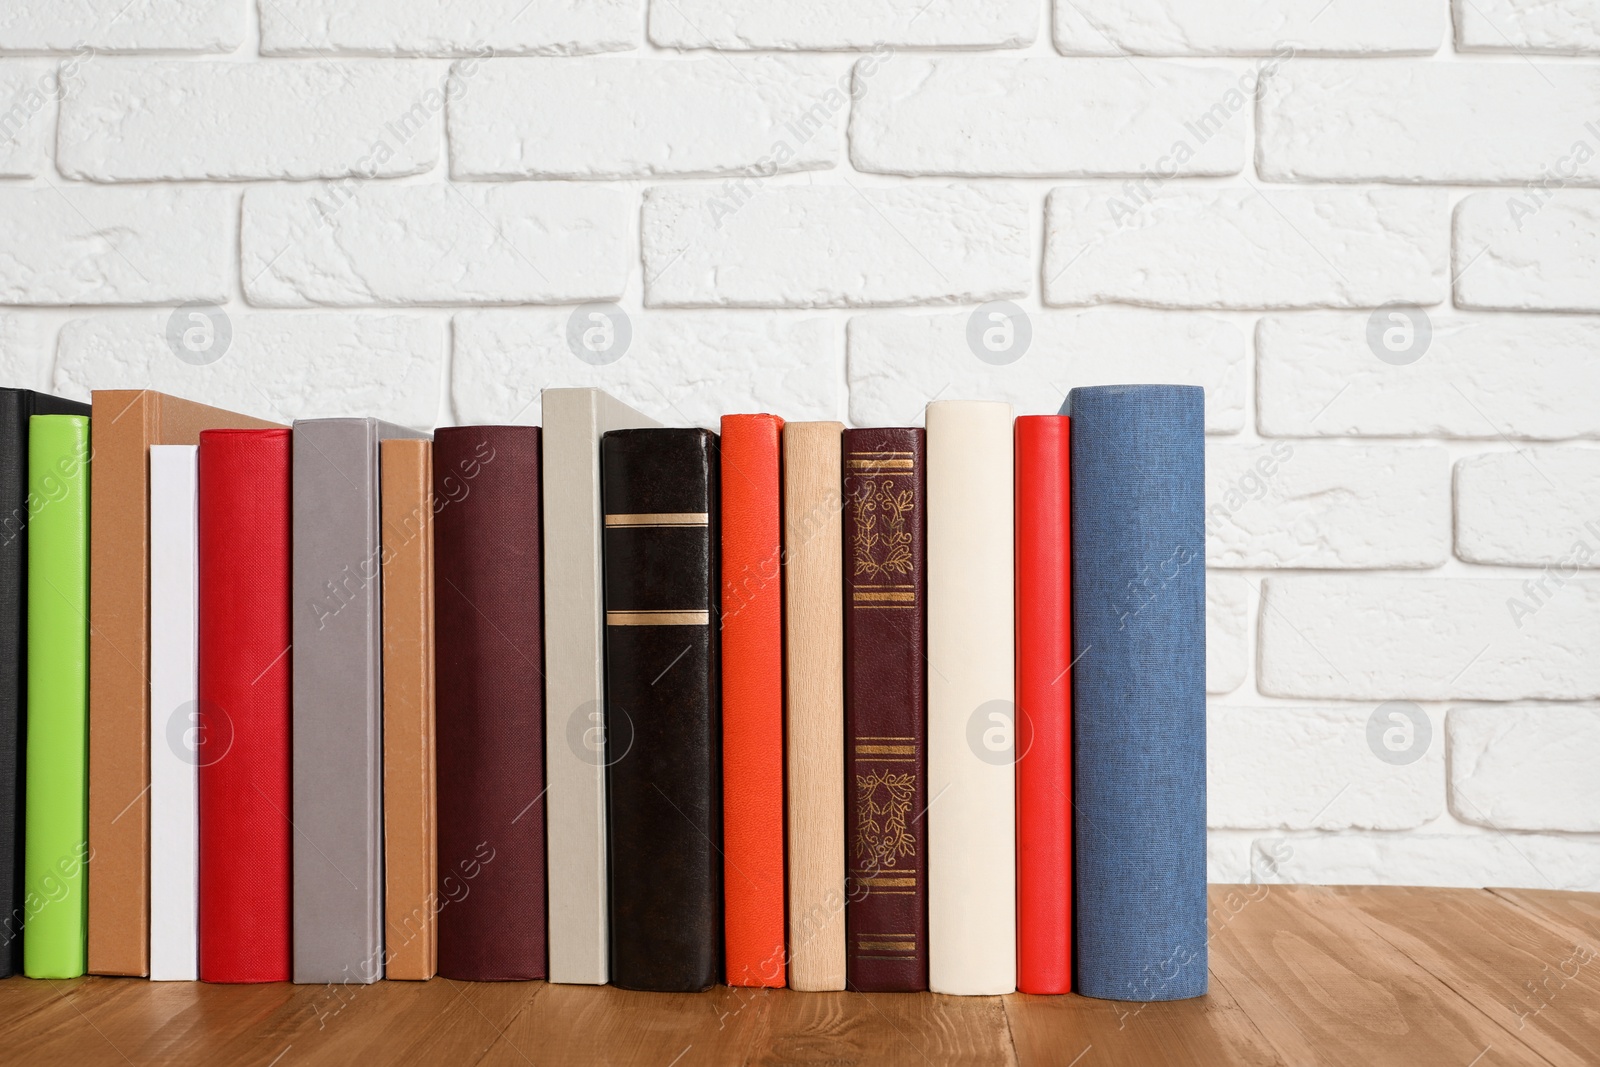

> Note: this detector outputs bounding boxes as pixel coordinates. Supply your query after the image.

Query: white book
[541,388,657,985]
[148,445,199,982]
[926,400,1017,995]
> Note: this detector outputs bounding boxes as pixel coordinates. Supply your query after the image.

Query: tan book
[380,438,436,980]
[782,421,846,991]
[88,390,278,977]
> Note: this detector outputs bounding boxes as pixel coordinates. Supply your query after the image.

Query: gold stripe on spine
[856,744,915,755]
[853,591,915,603]
[604,512,709,527]
[605,610,710,626]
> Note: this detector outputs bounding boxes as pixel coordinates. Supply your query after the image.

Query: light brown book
[782,421,846,991]
[380,438,436,980]
[88,391,278,977]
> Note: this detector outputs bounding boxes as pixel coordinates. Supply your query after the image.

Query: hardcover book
[542,388,657,986]
[1067,385,1207,1002]
[602,428,722,993]
[926,400,1016,996]
[88,391,276,977]
[0,389,89,977]
[433,427,547,982]
[719,413,787,989]
[783,421,846,993]
[291,419,428,985]
[23,414,91,979]
[197,429,292,983]
[1014,416,1072,995]
[149,446,199,982]
[842,427,928,993]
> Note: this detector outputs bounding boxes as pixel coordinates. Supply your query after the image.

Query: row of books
[1,383,1205,1003]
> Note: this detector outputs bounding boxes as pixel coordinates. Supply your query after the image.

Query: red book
[718,414,786,987]
[1015,415,1072,995]
[197,429,292,983]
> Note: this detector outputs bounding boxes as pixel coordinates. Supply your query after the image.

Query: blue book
[1066,385,1207,1001]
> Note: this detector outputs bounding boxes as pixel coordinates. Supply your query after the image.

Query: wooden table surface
[3,885,1596,1066]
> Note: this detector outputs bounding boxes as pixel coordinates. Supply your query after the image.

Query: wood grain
[751,989,1015,1067]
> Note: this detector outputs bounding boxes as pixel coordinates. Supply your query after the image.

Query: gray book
[292,417,428,985]
[541,388,657,985]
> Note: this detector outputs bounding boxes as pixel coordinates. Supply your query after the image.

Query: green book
[24,415,90,978]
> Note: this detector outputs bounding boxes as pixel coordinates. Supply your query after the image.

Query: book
[23,414,91,979]
[541,388,657,986]
[433,427,547,982]
[782,421,846,993]
[291,419,428,985]
[88,391,276,977]
[842,427,928,993]
[149,445,199,982]
[1014,415,1072,995]
[719,413,787,989]
[380,438,436,981]
[602,428,722,992]
[1067,385,1207,1002]
[196,428,293,983]
[0,389,90,977]
[926,400,1016,996]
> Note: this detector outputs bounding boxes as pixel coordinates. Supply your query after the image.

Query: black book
[0,388,92,976]
[601,428,722,992]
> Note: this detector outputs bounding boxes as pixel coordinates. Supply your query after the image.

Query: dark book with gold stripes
[601,427,723,992]
[842,427,929,992]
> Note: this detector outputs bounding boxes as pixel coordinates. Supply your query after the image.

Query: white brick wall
[5,0,1596,891]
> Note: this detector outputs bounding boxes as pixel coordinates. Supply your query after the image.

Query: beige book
[783,421,846,991]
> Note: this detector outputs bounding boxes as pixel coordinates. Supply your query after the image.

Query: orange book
[719,414,787,987]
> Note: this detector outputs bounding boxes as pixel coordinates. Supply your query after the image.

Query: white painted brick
[451,311,841,429]
[1054,0,1442,55]
[58,61,440,182]
[0,1,241,53]
[0,313,50,390]
[1456,0,1600,55]
[850,58,1243,178]
[259,0,635,57]
[1455,191,1600,312]
[1258,313,1600,440]
[1260,577,1600,701]
[1259,62,1600,185]
[1208,574,1249,696]
[1449,705,1600,832]
[1044,187,1446,309]
[1209,706,1443,830]
[242,183,629,308]
[643,184,1029,309]
[1207,443,1449,569]
[0,62,52,177]
[846,308,1244,431]
[53,312,443,427]
[450,57,848,180]
[649,2,1035,51]
[1253,834,1600,891]
[1207,830,1257,883]
[1457,449,1600,567]
[0,187,231,306]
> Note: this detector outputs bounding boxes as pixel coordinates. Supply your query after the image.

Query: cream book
[926,401,1016,995]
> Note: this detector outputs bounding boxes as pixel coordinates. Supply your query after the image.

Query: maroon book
[432,426,547,980]
[842,428,928,992]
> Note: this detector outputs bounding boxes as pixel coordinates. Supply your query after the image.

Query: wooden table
[3,886,1596,1065]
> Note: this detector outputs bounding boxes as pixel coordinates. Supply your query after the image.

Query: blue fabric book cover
[1066,384,1207,1001]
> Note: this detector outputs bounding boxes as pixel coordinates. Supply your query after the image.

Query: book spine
[433,427,547,981]
[197,428,292,983]
[1014,416,1072,995]
[602,427,721,992]
[783,421,846,992]
[842,427,928,993]
[718,413,787,989]
[292,419,383,985]
[0,391,26,976]
[380,438,436,981]
[149,445,199,982]
[926,400,1016,996]
[1069,385,1207,1002]
[23,414,91,979]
